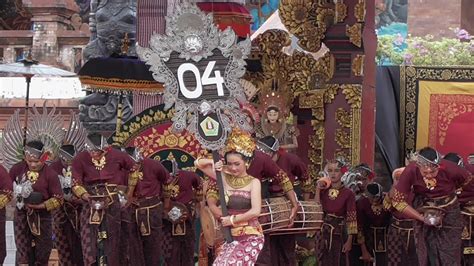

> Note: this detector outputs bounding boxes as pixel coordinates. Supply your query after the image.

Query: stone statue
[78,93,133,131]
[83,0,137,60]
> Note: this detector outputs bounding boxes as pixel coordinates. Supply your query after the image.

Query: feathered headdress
[0,105,88,170]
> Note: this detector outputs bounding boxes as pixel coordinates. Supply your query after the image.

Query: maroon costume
[316,186,357,266]
[354,195,391,266]
[0,165,13,264]
[126,158,170,266]
[10,161,63,265]
[71,149,134,266]
[50,160,84,266]
[248,150,294,266]
[390,160,472,266]
[385,191,418,266]
[163,170,202,266]
[458,164,474,265]
[265,151,311,266]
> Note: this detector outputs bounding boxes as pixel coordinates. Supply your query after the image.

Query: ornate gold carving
[299,90,325,176]
[336,108,351,128]
[354,0,366,22]
[250,29,335,98]
[279,0,335,52]
[346,23,362,48]
[325,84,362,165]
[342,84,362,109]
[323,84,340,104]
[432,98,474,145]
[351,106,361,164]
[335,1,348,23]
[352,54,365,77]
[335,128,351,149]
[399,66,474,158]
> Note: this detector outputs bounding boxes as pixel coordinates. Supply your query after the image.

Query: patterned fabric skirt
[386,218,418,266]
[213,235,264,266]
[53,203,83,266]
[14,209,53,265]
[80,199,121,266]
[0,209,6,264]
[414,198,462,266]
[315,220,348,266]
[163,219,195,266]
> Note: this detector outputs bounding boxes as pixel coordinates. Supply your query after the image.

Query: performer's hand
[423,214,441,227]
[214,160,224,172]
[342,239,352,253]
[360,251,374,263]
[81,193,91,203]
[288,205,298,228]
[26,203,46,210]
[220,216,232,227]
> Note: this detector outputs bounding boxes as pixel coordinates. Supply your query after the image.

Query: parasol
[0,52,76,145]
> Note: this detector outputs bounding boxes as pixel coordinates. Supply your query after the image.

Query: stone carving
[83,0,137,60]
[78,92,133,131]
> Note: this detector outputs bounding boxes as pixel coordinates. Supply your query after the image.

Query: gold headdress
[224,128,256,158]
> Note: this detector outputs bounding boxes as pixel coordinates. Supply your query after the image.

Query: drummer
[388,147,472,265]
[256,136,311,266]
[161,159,202,266]
[195,131,299,265]
[315,158,358,266]
[123,147,170,266]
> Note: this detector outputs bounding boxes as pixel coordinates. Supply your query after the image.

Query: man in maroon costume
[246,149,298,266]
[384,165,419,266]
[10,140,63,266]
[121,147,170,266]
[443,152,474,265]
[71,133,134,266]
[355,182,391,266]
[50,144,84,265]
[388,147,473,266]
[0,163,13,265]
[256,136,311,266]
[161,159,203,266]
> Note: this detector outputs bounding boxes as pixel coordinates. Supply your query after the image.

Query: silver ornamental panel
[137,2,251,150]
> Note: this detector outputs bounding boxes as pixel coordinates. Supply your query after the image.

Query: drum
[259,197,292,233]
[200,206,223,247]
[270,201,323,235]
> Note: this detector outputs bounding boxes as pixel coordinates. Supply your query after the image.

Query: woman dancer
[196,129,264,265]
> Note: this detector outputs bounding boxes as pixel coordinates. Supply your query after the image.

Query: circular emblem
[165,134,179,147]
[328,188,340,200]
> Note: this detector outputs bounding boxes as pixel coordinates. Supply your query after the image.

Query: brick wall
[408,0,461,38]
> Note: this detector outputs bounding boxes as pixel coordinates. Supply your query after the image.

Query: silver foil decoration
[13,174,33,210]
[137,2,251,150]
[168,206,183,222]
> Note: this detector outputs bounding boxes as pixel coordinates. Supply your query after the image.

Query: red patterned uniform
[10,161,63,265]
[50,160,84,266]
[353,195,391,266]
[127,158,170,266]
[316,186,357,266]
[163,170,202,266]
[265,151,311,266]
[71,149,134,266]
[390,160,471,266]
